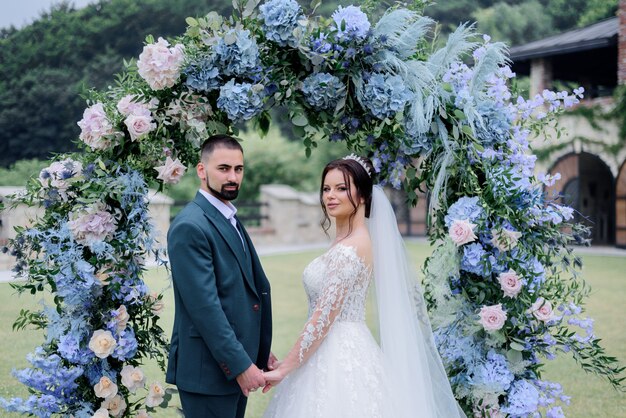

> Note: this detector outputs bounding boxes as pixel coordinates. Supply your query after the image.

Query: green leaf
[452,124,459,140]
[510,341,525,351]
[454,109,466,120]
[292,114,308,127]
[185,17,199,27]
[461,125,473,136]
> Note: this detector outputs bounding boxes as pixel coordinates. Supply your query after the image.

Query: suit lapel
[193,193,258,297]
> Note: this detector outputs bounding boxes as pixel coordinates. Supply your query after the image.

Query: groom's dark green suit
[166,192,272,416]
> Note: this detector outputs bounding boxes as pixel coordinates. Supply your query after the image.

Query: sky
[0,0,96,29]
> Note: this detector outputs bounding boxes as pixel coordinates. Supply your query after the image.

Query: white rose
[101,394,126,418]
[92,408,110,418]
[116,95,151,117]
[498,269,523,298]
[491,228,522,252]
[120,365,146,393]
[529,297,554,322]
[449,219,478,246]
[148,292,165,316]
[154,156,187,184]
[145,382,165,407]
[124,113,156,141]
[113,305,129,332]
[136,410,151,418]
[94,376,118,399]
[88,330,117,359]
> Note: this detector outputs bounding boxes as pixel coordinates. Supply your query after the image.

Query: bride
[261,155,465,418]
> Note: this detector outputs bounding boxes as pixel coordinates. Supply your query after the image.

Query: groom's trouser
[179,389,248,418]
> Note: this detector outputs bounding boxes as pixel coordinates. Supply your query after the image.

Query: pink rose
[124,113,156,141]
[479,304,507,332]
[78,103,119,150]
[449,219,478,246]
[498,269,523,298]
[529,297,554,322]
[145,382,165,407]
[68,203,117,247]
[154,156,187,184]
[491,228,522,252]
[137,37,185,90]
[117,95,151,117]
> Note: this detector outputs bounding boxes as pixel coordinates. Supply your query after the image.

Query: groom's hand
[236,364,266,397]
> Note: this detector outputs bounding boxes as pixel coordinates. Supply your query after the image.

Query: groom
[166,134,273,418]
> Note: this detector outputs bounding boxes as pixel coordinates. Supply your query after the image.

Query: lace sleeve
[298,245,366,363]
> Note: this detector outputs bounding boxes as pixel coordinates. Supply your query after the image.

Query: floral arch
[1,1,622,417]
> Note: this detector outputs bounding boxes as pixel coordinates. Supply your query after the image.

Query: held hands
[236,364,266,397]
[261,368,285,393]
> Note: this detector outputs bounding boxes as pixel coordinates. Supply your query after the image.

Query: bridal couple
[166,134,465,418]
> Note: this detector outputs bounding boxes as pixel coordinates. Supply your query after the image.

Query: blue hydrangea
[113,328,138,361]
[461,242,493,276]
[259,0,303,47]
[358,73,413,119]
[301,72,345,110]
[217,79,265,121]
[445,196,484,228]
[475,101,512,147]
[310,33,332,53]
[502,379,540,416]
[471,350,515,393]
[332,5,371,40]
[215,29,260,77]
[184,54,221,92]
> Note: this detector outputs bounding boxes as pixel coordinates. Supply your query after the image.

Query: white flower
[67,203,117,247]
[491,228,522,252]
[78,103,120,150]
[101,394,126,418]
[137,37,185,90]
[498,269,523,298]
[145,382,166,407]
[88,330,117,359]
[154,156,187,184]
[148,292,165,316]
[136,410,151,418]
[116,95,151,117]
[120,365,146,393]
[449,219,478,246]
[124,112,156,141]
[94,376,118,399]
[113,305,129,332]
[92,408,110,418]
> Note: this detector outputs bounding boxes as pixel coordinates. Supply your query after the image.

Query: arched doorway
[616,160,626,247]
[546,152,615,245]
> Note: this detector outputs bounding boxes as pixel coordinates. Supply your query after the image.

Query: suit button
[252,304,260,311]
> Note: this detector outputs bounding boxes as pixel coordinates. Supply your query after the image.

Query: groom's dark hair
[200,134,243,161]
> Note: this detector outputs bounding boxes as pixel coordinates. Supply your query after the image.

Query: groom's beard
[206,177,240,201]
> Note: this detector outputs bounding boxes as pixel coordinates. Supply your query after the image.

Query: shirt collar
[199,189,238,221]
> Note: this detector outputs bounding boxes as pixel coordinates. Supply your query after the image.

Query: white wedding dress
[263,186,465,418]
[263,244,393,418]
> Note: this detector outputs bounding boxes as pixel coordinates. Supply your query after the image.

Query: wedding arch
[1,0,622,417]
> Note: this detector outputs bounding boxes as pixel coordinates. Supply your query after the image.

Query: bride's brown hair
[319,157,374,236]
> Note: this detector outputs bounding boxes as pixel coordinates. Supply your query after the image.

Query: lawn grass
[0,242,624,417]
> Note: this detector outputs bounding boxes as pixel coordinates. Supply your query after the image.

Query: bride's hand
[262,368,285,393]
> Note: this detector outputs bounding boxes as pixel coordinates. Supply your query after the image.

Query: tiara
[342,154,372,177]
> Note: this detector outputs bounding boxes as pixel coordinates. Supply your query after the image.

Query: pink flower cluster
[68,203,117,247]
[38,159,83,201]
[117,95,157,141]
[77,103,120,150]
[137,37,185,90]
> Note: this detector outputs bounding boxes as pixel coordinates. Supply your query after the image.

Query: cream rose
[88,330,117,359]
[120,365,146,393]
[124,113,156,141]
[94,376,118,399]
[92,408,109,418]
[101,394,126,418]
[491,228,522,252]
[529,297,554,322]
[479,304,507,332]
[498,269,523,298]
[145,382,165,407]
[449,219,478,246]
[154,156,187,184]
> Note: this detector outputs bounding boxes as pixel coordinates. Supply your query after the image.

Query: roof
[510,17,618,61]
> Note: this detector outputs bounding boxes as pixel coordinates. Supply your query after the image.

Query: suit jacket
[165,192,272,395]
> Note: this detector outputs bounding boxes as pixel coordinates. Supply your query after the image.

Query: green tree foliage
[0,159,46,187]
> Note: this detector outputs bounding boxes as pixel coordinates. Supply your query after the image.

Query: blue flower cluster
[358,73,413,119]
[259,0,303,47]
[301,72,345,110]
[444,196,484,228]
[332,5,371,40]
[502,379,540,416]
[215,29,260,77]
[471,350,515,393]
[217,79,265,121]
[184,54,221,92]
[474,101,512,147]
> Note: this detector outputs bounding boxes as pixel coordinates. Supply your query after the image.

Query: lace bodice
[299,244,372,362]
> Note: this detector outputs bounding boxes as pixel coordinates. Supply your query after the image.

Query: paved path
[1,241,624,283]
